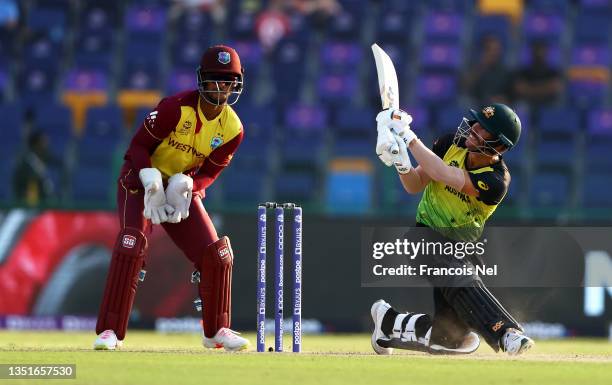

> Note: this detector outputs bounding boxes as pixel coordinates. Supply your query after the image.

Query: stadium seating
[271,38,306,101]
[415,74,457,106]
[522,12,565,43]
[34,103,74,154]
[423,12,465,43]
[472,15,512,48]
[327,7,362,41]
[1,0,610,219]
[583,173,612,207]
[529,172,571,208]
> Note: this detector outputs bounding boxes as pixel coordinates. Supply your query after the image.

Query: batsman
[93,45,249,351]
[371,103,535,356]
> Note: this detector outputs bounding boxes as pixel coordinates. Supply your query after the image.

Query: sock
[414,314,432,340]
[381,308,400,336]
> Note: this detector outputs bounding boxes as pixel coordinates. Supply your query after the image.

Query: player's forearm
[398,168,426,194]
[407,139,465,190]
[192,171,218,191]
[192,159,225,191]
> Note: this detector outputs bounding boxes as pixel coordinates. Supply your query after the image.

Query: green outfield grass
[0,331,610,385]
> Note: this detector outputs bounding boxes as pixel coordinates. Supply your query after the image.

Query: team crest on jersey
[482,106,495,118]
[211,136,224,149]
[218,51,231,64]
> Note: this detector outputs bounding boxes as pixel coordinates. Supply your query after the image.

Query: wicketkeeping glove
[165,173,193,224]
[139,168,174,225]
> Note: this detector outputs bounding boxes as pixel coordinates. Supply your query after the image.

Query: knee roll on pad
[199,236,233,338]
[96,228,147,340]
[440,282,522,351]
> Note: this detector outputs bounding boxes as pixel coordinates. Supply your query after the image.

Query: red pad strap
[96,227,147,340]
[199,236,233,338]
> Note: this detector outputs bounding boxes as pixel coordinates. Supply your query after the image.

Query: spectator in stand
[512,41,564,107]
[255,0,291,52]
[463,35,511,105]
[291,0,340,30]
[12,131,56,206]
[170,0,227,24]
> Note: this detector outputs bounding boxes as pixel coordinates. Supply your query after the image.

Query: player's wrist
[395,165,411,174]
[139,168,162,189]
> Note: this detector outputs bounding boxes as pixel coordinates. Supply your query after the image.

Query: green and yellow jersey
[416,134,510,241]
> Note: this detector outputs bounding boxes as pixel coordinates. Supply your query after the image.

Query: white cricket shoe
[203,328,249,352]
[500,329,534,355]
[93,330,122,350]
[370,299,393,355]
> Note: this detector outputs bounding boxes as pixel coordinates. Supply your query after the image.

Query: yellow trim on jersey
[150,98,242,179]
[469,167,494,174]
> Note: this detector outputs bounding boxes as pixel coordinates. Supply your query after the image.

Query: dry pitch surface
[0,331,610,385]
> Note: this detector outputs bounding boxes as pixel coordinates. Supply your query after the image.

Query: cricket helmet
[197,45,244,106]
[455,103,521,155]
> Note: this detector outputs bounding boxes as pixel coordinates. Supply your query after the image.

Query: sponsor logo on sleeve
[477,180,490,191]
[146,111,158,129]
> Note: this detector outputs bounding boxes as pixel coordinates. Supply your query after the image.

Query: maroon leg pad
[199,236,233,338]
[96,227,147,340]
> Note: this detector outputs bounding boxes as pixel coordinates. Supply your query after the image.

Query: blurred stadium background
[0,0,611,340]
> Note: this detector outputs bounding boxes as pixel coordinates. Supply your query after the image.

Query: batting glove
[376,111,399,167]
[379,108,418,145]
[392,132,412,174]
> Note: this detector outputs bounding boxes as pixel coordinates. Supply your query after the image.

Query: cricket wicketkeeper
[94,45,249,351]
[371,103,535,355]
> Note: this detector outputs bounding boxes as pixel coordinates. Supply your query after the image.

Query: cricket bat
[372,43,399,154]
[371,43,399,110]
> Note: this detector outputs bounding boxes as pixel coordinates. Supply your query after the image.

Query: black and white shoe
[500,329,534,355]
[370,299,393,355]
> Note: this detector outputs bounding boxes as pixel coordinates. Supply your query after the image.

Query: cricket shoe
[203,328,249,352]
[93,330,123,350]
[370,299,393,355]
[500,329,534,356]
